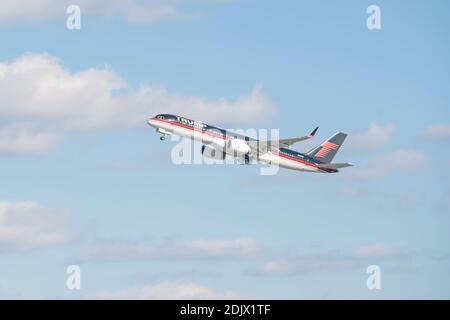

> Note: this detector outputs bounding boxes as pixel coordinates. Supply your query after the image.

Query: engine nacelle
[201,145,226,160]
[156,127,172,135]
[228,138,251,155]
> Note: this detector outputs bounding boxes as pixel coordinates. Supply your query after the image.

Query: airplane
[147,114,353,173]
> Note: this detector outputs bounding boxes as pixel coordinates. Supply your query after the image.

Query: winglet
[310,126,319,137]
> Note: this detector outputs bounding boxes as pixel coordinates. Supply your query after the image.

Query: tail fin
[306,132,347,163]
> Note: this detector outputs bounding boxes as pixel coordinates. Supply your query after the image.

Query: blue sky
[0,0,449,299]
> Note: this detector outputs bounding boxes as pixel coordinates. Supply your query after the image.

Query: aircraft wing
[256,126,318,153]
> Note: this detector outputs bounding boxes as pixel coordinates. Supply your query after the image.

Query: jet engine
[228,138,251,155]
[156,127,172,135]
[201,145,226,160]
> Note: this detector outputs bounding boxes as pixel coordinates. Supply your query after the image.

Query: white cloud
[178,237,263,259]
[92,282,242,300]
[348,149,425,179]
[421,124,450,140]
[0,0,59,22]
[382,149,425,170]
[0,123,59,155]
[0,201,72,251]
[253,259,294,276]
[76,241,153,263]
[0,0,227,24]
[346,122,396,153]
[352,243,399,258]
[76,237,265,263]
[249,243,407,277]
[0,53,273,131]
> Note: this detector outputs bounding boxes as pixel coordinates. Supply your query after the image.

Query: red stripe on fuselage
[272,152,319,169]
[272,152,335,172]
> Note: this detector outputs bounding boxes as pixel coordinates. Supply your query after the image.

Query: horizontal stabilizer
[318,162,353,169]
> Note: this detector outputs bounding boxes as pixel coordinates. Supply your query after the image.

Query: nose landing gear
[160,135,165,141]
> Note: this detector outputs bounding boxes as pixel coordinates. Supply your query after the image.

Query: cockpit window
[156,114,176,121]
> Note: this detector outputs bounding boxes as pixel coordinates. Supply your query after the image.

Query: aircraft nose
[147,118,159,128]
